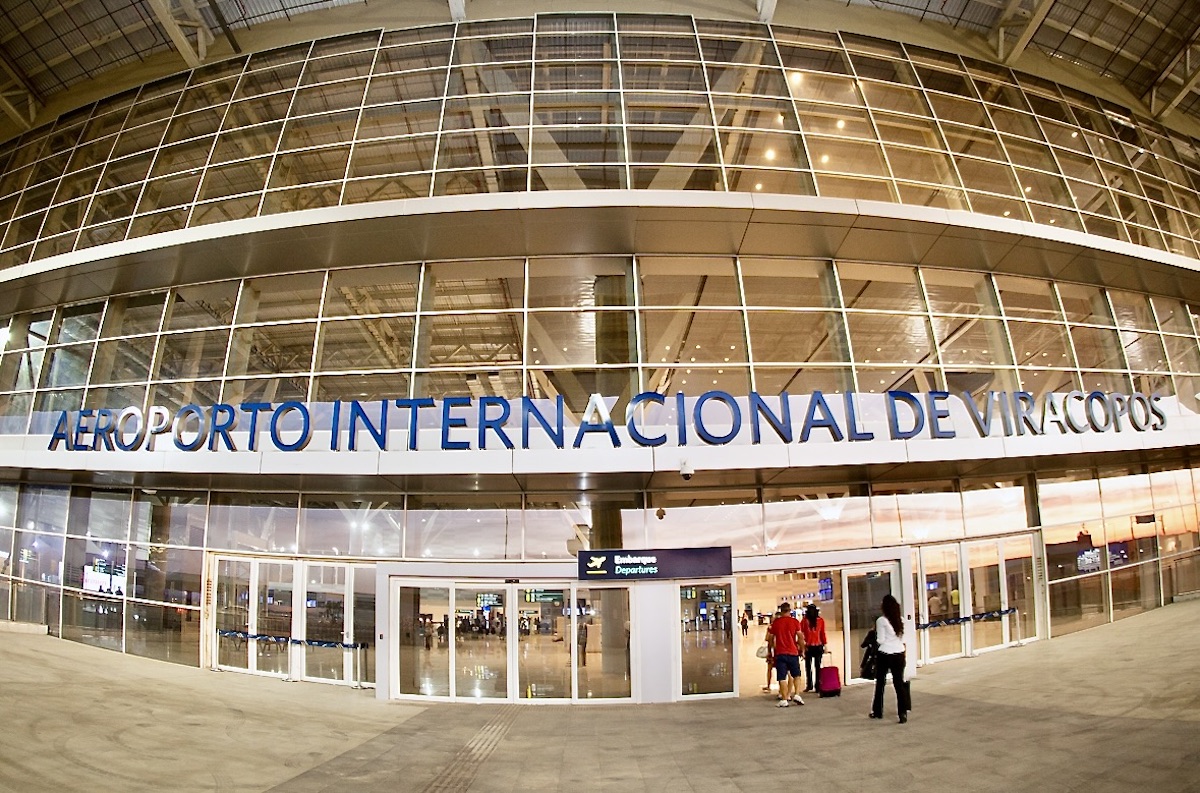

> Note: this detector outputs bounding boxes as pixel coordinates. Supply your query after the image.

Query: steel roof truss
[147,0,214,68]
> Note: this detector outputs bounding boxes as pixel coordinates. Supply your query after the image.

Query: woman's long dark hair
[881,594,903,636]
[805,604,818,629]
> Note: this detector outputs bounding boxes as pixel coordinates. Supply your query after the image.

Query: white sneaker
[791,695,805,705]
[776,699,789,707]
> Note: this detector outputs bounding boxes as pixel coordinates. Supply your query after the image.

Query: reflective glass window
[637,257,739,307]
[837,263,922,312]
[846,313,933,364]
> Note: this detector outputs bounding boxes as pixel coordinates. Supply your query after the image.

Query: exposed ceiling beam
[448,0,467,23]
[0,87,35,130]
[756,0,779,24]
[147,0,214,68]
[995,0,1056,65]
[1145,23,1200,119]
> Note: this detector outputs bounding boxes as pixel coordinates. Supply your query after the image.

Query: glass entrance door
[304,564,347,681]
[843,565,899,682]
[680,581,734,696]
[390,579,630,702]
[454,586,509,699]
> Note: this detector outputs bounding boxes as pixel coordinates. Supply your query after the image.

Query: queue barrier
[917,607,1023,646]
[216,629,369,688]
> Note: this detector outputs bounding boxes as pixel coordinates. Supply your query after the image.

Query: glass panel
[215,558,250,668]
[416,313,523,367]
[16,485,69,534]
[1069,326,1124,369]
[846,313,932,364]
[747,311,849,363]
[207,493,298,553]
[921,545,962,658]
[126,601,200,666]
[995,276,1060,321]
[680,581,733,695]
[405,496,520,559]
[740,258,835,308]
[128,545,202,605]
[91,336,156,383]
[103,292,166,339]
[61,591,124,650]
[256,561,293,675]
[305,564,346,681]
[227,323,317,377]
[398,584,449,695]
[165,281,239,330]
[299,497,403,557]
[967,542,1004,650]
[637,256,739,307]
[575,587,631,698]
[527,311,635,366]
[353,566,375,684]
[67,487,131,540]
[155,329,231,380]
[455,586,508,698]
[1049,574,1109,636]
[517,586,569,699]
[846,569,892,681]
[1003,535,1037,642]
[763,486,871,553]
[837,263,921,312]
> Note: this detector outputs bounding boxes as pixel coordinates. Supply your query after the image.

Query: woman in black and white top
[869,593,911,724]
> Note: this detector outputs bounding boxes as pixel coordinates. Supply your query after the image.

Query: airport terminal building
[0,0,1197,703]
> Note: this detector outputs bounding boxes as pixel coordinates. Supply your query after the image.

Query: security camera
[680,460,694,481]
[655,507,666,520]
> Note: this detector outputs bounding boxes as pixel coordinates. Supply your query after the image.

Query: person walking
[761,612,776,692]
[740,613,749,636]
[799,604,827,693]
[869,593,910,724]
[768,602,804,707]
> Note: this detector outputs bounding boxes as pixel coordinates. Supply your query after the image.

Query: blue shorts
[775,654,801,679]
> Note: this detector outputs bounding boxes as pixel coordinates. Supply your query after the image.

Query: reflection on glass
[126,601,201,666]
[256,561,293,675]
[921,545,962,659]
[680,581,733,695]
[455,586,508,698]
[398,585,449,696]
[576,587,631,698]
[305,564,346,680]
[215,558,250,669]
[846,570,892,681]
[518,587,569,699]
[967,542,1003,650]
[61,592,123,650]
[1049,574,1109,636]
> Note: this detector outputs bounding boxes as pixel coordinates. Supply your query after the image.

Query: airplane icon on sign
[586,556,606,573]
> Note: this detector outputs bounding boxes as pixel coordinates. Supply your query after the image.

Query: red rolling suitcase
[818,664,841,697]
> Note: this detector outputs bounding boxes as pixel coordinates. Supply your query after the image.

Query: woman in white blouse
[869,593,910,724]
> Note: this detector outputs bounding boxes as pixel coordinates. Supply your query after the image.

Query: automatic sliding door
[680,581,734,696]
[397,584,449,696]
[967,542,1004,651]
[255,561,293,675]
[454,586,508,699]
[518,588,569,700]
[844,567,896,682]
[576,587,631,699]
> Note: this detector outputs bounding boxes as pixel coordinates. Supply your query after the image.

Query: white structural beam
[449,0,467,23]
[756,0,778,24]
[147,0,214,68]
[1145,26,1200,119]
[994,0,1056,64]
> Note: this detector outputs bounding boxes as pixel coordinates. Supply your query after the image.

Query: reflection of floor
[398,633,632,699]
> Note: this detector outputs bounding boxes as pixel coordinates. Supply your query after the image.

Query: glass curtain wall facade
[3,16,1200,266]
[0,12,1199,684]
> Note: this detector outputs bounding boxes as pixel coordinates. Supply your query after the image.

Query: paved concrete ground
[3,600,1200,793]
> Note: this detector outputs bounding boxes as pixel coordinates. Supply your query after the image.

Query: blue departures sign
[578,546,733,581]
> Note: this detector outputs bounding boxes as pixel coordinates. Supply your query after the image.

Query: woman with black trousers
[869,593,910,724]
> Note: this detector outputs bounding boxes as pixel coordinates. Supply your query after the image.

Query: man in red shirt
[767,601,805,707]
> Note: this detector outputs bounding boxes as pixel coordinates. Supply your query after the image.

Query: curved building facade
[0,9,1198,703]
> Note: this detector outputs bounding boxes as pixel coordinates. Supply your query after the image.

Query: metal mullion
[256,40,316,216]
[306,269,332,403]
[630,254,648,393]
[429,27,459,198]
[693,16,728,191]
[768,24,814,192]
[521,257,530,397]
[1047,282,1083,388]
[990,272,1026,392]
[527,19,538,192]
[117,81,189,245]
[913,267,946,391]
[732,255,756,393]
[408,261,428,397]
[829,261,860,393]
[1099,288,1136,378]
[185,52,252,227]
[837,34,899,201]
[338,30,385,206]
[609,12,631,189]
